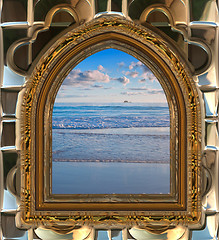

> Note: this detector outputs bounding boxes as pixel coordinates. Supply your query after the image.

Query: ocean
[52,103,170,194]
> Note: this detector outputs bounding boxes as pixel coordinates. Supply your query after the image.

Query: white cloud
[80,87,92,90]
[129,64,134,70]
[112,76,130,85]
[141,71,157,82]
[125,71,139,78]
[56,92,89,98]
[63,69,110,87]
[129,87,148,91]
[92,84,103,88]
[118,62,125,68]
[103,87,113,90]
[127,61,157,82]
[138,79,146,83]
[121,91,146,96]
[121,88,164,96]
[129,61,143,70]
[147,89,164,94]
[97,65,105,71]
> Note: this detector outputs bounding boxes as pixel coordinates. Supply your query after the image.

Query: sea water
[52,103,170,194]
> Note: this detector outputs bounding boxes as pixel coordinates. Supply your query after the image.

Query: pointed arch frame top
[18,16,203,230]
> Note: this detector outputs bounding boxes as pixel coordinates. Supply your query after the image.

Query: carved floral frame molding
[16,16,204,232]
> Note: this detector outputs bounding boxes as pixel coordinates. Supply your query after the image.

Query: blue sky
[55,49,167,103]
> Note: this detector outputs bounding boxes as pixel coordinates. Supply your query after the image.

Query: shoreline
[52,126,170,136]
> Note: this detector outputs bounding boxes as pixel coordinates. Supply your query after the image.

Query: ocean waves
[52,116,170,129]
[52,104,170,130]
[52,128,170,162]
[52,104,170,164]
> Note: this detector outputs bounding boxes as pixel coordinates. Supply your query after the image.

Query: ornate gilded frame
[17,16,203,230]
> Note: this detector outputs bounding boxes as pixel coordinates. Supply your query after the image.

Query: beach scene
[52,49,170,194]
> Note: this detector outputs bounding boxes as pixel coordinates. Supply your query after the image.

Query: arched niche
[52,48,171,195]
[17,16,203,231]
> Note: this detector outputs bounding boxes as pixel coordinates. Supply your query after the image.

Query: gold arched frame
[44,39,179,205]
[17,16,203,230]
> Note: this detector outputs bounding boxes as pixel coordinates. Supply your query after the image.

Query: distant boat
[124,100,131,103]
